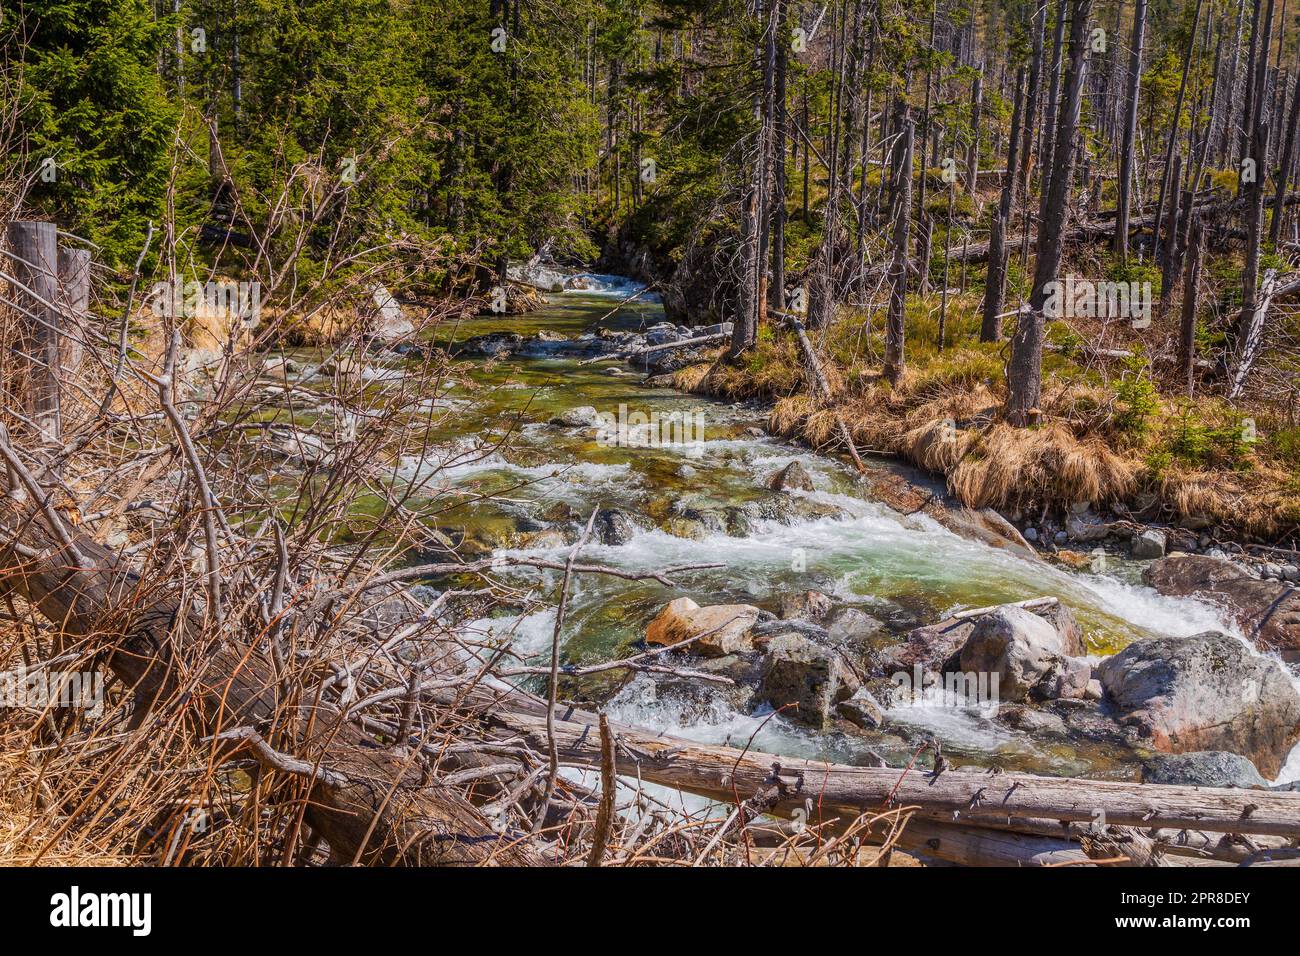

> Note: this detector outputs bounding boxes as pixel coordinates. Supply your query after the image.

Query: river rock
[1143,555,1300,662]
[957,606,1083,702]
[825,607,887,650]
[1140,751,1269,789]
[515,528,567,550]
[740,492,848,526]
[552,405,601,428]
[1097,631,1300,778]
[644,322,681,346]
[758,633,860,729]
[458,332,524,356]
[878,600,1083,677]
[594,508,638,545]
[1130,529,1167,559]
[996,703,1068,735]
[1066,511,1119,543]
[778,589,833,623]
[837,687,885,729]
[1034,654,1093,701]
[765,460,815,492]
[644,597,760,657]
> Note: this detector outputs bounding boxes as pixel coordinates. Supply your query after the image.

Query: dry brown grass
[0,741,134,866]
[683,333,1296,536]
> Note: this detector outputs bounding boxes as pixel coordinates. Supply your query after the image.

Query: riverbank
[644,297,1300,554]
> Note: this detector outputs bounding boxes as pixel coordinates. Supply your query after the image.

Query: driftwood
[0,507,539,866]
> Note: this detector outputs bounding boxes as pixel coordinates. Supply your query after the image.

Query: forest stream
[258,274,1300,804]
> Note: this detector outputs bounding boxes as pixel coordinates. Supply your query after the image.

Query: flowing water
[269,275,1300,784]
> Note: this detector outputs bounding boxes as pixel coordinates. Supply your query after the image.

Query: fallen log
[482,706,1300,840]
[0,503,539,866]
[577,331,729,365]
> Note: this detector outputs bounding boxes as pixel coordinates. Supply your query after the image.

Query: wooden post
[57,246,90,378]
[7,220,61,442]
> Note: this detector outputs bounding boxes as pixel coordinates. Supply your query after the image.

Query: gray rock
[826,607,887,649]
[1066,512,1116,542]
[1023,527,1039,542]
[553,405,601,428]
[1141,751,1269,789]
[778,589,833,623]
[370,284,414,341]
[1130,529,1167,560]
[1144,555,1300,663]
[1098,631,1300,779]
[758,633,860,729]
[1283,565,1300,583]
[1035,655,1093,701]
[958,606,1075,702]
[838,688,885,729]
[996,704,1068,735]
[595,508,638,546]
[644,322,681,346]
[765,460,815,492]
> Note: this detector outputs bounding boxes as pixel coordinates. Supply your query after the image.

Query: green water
[252,283,1241,778]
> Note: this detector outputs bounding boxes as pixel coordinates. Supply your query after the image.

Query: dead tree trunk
[484,706,1300,840]
[884,112,914,386]
[1179,216,1203,395]
[1114,0,1147,262]
[1008,0,1093,427]
[56,247,90,379]
[1269,65,1300,246]
[980,68,1024,342]
[6,221,62,442]
[1237,118,1272,360]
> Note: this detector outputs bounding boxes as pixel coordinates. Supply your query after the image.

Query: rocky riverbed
[246,274,1300,792]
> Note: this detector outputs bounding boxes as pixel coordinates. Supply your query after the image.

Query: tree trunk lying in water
[481,705,1300,846]
[0,503,537,866]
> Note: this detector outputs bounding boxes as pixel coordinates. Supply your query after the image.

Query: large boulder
[1098,631,1300,778]
[957,605,1082,702]
[1143,555,1300,662]
[757,633,860,729]
[645,598,761,657]
[1141,751,1269,789]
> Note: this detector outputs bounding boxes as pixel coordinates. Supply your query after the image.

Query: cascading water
[295,275,1300,783]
